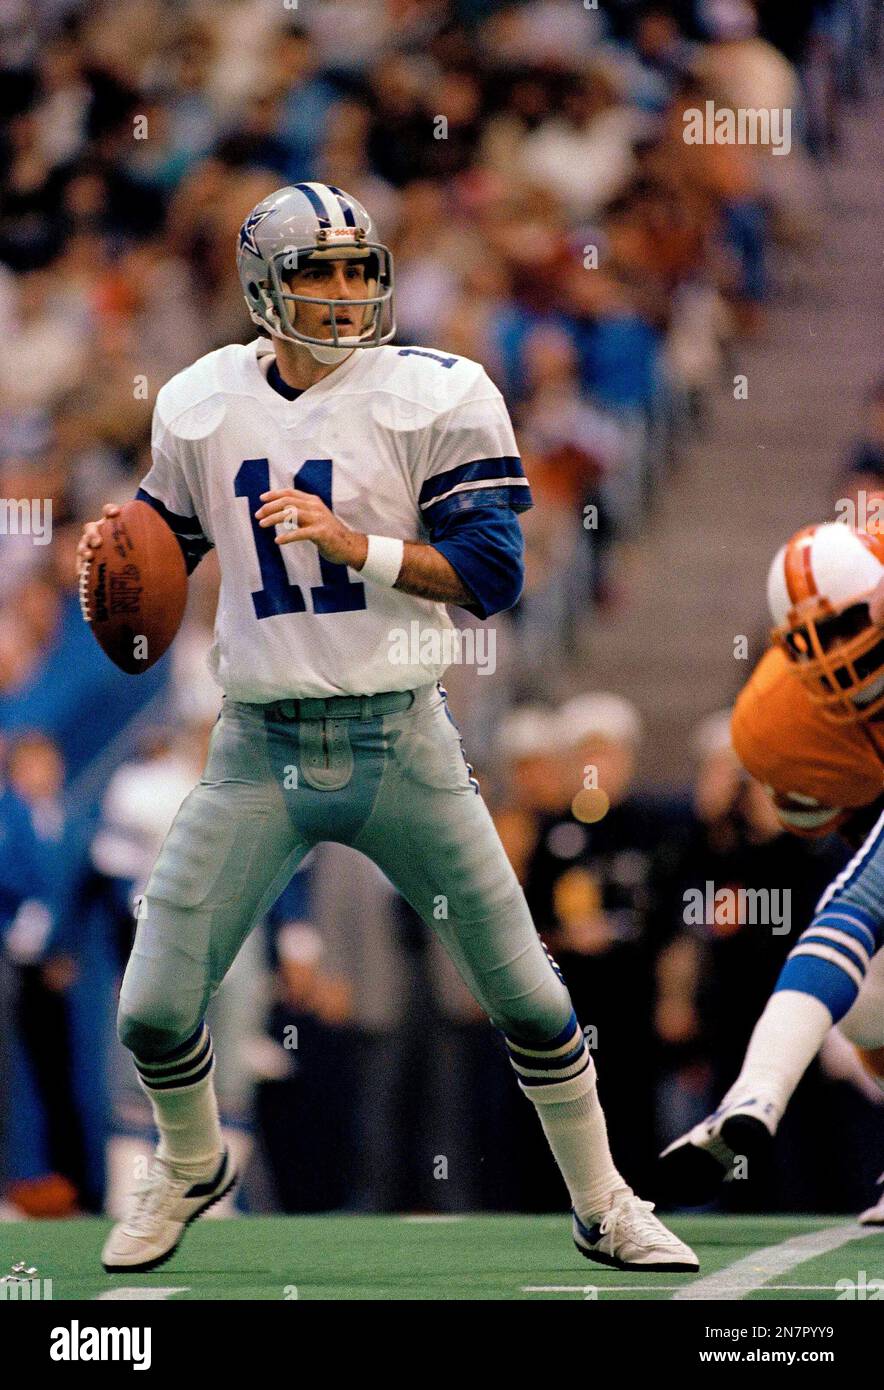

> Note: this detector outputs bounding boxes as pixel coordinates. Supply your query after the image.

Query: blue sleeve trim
[429,506,526,619]
[419,456,532,522]
[136,488,213,576]
[426,484,533,524]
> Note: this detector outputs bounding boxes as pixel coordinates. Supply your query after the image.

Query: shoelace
[599,1197,678,1249]
[123,1164,189,1236]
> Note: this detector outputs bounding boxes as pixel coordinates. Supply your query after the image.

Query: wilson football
[79,500,187,674]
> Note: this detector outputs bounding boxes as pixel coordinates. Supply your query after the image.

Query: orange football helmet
[767,522,884,728]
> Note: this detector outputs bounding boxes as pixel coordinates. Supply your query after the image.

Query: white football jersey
[140,338,528,701]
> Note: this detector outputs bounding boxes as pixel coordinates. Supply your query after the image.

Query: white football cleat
[858,1173,884,1226]
[102,1150,236,1274]
[658,1093,779,1205]
[572,1195,699,1272]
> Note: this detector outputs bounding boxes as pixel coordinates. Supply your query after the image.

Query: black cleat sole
[574,1241,698,1273]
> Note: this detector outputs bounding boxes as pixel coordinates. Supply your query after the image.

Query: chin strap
[306,341,359,365]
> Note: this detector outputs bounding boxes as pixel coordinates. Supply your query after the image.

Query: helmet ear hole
[247,281,260,299]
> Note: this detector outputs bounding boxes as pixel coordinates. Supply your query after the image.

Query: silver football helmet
[236,182,395,363]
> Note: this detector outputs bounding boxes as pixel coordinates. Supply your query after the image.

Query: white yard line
[95,1287,190,1300]
[525,1284,686,1293]
[672,1222,881,1301]
[400,1215,466,1223]
[524,1282,870,1295]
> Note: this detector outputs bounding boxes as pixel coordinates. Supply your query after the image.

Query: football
[79,499,187,673]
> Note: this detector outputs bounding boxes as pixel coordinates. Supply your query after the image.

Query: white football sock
[141,1070,224,1176]
[529,1058,632,1223]
[723,989,833,1119]
[133,1025,224,1176]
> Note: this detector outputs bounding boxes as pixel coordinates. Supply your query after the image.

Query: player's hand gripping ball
[77,500,187,673]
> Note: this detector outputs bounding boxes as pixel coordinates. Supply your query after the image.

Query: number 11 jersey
[139,337,531,701]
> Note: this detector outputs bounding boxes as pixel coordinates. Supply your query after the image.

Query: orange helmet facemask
[767,523,884,731]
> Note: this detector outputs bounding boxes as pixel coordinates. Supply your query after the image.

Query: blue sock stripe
[506,1037,587,1073]
[135,1027,209,1075]
[549,1010,580,1046]
[507,1024,589,1086]
[786,943,864,990]
[514,1054,592,1088]
[505,1022,582,1059]
[812,909,877,953]
[504,1011,579,1055]
[136,1029,211,1081]
[774,954,861,1022]
[792,934,870,976]
[137,1022,205,1067]
[137,1040,214,1088]
[506,1035,585,1064]
[141,1053,215,1092]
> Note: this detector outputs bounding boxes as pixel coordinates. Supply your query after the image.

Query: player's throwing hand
[75,502,121,575]
[255,488,368,569]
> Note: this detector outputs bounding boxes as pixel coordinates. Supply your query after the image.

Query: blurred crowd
[1,0,883,1218]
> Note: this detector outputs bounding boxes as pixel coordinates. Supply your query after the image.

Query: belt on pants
[259,688,416,722]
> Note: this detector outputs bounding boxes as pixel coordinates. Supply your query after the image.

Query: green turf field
[1,1214,882,1300]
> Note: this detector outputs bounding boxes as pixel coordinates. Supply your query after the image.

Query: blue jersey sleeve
[428,505,527,619]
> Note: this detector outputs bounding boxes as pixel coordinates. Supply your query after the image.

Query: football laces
[78,558,93,624]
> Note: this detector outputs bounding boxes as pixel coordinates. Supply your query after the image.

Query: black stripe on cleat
[185,1152,229,1200]
[102,1162,238,1275]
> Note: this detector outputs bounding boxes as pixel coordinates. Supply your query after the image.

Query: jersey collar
[250,338,365,412]
[266,358,303,401]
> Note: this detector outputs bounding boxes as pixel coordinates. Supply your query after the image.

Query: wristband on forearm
[360,535,404,587]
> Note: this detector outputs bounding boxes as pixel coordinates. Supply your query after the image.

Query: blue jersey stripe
[418,456,526,509]
[426,485,533,525]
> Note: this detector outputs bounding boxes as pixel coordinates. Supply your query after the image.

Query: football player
[78,183,697,1273]
[659,522,884,1222]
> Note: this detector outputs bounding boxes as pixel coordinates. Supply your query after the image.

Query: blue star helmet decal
[238,206,273,257]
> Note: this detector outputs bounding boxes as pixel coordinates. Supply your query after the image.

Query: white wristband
[361,535,404,587]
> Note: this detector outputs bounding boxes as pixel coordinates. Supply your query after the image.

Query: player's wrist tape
[361,535,404,587]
